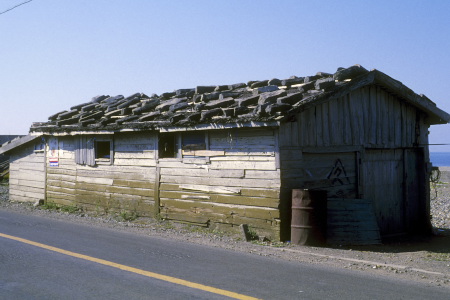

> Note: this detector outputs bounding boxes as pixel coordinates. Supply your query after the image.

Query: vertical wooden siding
[279,85,421,149]
[404,148,428,233]
[363,149,405,235]
[282,152,357,198]
[363,148,428,236]
[9,146,46,203]
[278,84,429,239]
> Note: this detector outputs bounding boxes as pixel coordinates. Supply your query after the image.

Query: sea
[430,152,450,167]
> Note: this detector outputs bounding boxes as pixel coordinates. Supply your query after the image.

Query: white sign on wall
[48,137,59,167]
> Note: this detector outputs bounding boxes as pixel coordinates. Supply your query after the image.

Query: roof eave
[282,70,450,125]
[0,134,43,155]
[372,70,450,125]
[31,120,281,135]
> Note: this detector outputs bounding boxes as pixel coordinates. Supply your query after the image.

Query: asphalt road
[0,210,448,300]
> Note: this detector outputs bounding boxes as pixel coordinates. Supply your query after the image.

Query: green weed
[60,205,80,213]
[116,210,138,222]
[247,227,259,241]
[40,202,59,210]
[40,202,80,214]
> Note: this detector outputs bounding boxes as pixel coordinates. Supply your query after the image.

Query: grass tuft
[115,210,138,222]
[40,202,80,214]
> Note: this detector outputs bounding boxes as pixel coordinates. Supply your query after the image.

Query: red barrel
[291,189,327,246]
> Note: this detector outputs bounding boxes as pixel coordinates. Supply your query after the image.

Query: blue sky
[1,0,449,151]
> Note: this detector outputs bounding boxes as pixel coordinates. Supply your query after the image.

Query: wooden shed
[0,135,24,179]
[2,65,449,243]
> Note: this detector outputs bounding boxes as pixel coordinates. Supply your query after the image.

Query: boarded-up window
[75,137,113,166]
[182,132,207,158]
[75,136,95,166]
[182,132,206,151]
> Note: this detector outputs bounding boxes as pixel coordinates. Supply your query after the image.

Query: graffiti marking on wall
[327,159,351,186]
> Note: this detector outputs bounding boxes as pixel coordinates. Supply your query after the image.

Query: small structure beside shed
[1,65,449,243]
[0,135,25,180]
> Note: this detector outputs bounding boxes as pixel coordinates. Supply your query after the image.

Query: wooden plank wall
[327,198,381,245]
[280,151,357,198]
[417,112,432,227]
[404,148,428,233]
[159,128,281,239]
[9,145,46,203]
[279,85,420,149]
[278,84,428,240]
[363,149,404,236]
[41,129,281,239]
[46,132,156,216]
[278,150,357,241]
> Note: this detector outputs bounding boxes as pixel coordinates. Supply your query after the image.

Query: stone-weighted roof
[29,64,449,133]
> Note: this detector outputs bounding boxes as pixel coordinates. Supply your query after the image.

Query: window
[158,131,207,159]
[95,141,111,159]
[34,138,46,152]
[159,133,177,158]
[94,139,112,164]
[75,136,113,166]
[181,132,207,159]
[182,132,206,151]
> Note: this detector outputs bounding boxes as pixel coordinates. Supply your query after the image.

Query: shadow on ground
[336,228,450,254]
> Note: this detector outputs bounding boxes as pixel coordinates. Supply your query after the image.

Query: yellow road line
[0,232,260,300]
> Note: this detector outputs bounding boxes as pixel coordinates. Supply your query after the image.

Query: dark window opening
[34,142,45,151]
[95,141,111,159]
[159,133,177,158]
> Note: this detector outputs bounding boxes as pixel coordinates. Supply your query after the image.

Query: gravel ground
[431,183,450,229]
[1,182,449,289]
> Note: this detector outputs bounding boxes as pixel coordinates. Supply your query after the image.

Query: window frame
[33,138,46,153]
[94,138,114,165]
[181,131,207,153]
[75,135,114,166]
[157,131,209,164]
[158,132,179,159]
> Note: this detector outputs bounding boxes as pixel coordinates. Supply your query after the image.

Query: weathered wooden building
[0,135,24,179]
[1,65,448,242]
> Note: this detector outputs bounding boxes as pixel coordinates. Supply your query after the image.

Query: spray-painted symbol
[327,159,351,186]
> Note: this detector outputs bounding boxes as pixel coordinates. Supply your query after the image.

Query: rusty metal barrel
[291,189,327,246]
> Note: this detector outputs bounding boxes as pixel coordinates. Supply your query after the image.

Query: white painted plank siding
[45,133,157,216]
[158,128,281,239]
[9,145,45,203]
